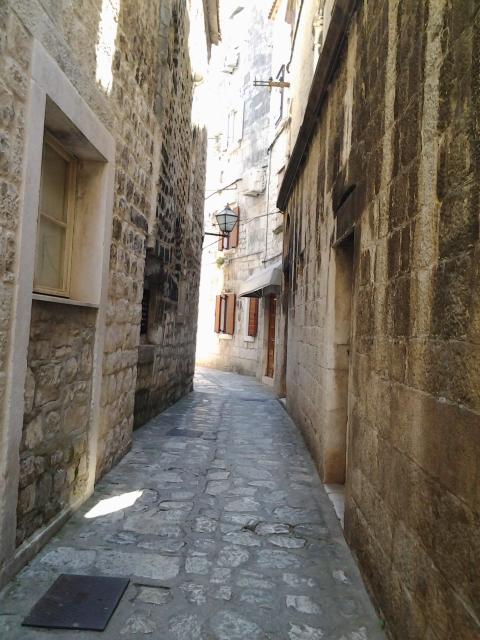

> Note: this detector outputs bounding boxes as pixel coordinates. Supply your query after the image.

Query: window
[218,231,230,251]
[140,288,150,335]
[243,297,259,340]
[34,133,76,296]
[272,66,285,125]
[227,110,236,148]
[218,206,240,251]
[215,293,236,334]
[247,298,259,336]
[223,102,244,150]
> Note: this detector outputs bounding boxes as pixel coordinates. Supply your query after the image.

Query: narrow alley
[0,368,384,640]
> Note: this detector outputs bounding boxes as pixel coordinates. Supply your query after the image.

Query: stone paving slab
[0,367,386,639]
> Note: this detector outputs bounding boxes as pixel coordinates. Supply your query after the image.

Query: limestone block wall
[132,0,207,429]
[281,0,480,638]
[94,0,161,478]
[17,301,95,546]
[0,3,32,557]
[0,0,208,586]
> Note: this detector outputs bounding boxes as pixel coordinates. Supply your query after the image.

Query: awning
[239,260,282,298]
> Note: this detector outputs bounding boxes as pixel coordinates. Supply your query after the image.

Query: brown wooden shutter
[226,294,236,335]
[218,234,224,251]
[248,298,259,337]
[215,295,222,332]
[231,206,240,248]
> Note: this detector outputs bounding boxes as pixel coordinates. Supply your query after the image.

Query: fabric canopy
[238,260,282,298]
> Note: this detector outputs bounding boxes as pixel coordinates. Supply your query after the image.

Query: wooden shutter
[248,298,259,337]
[218,234,224,251]
[215,295,222,332]
[231,206,240,248]
[226,293,236,335]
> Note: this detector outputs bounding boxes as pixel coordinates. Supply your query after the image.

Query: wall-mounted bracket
[253,77,291,92]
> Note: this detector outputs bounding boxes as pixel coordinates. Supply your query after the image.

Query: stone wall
[0,0,208,579]
[18,301,94,546]
[281,0,480,638]
[93,0,162,478]
[0,1,31,561]
[133,0,207,429]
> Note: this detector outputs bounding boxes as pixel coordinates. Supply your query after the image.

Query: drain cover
[22,574,129,631]
[167,428,203,437]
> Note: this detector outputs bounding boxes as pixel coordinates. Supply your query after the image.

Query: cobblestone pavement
[0,368,385,639]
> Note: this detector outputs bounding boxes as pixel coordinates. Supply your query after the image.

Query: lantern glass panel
[216,206,238,233]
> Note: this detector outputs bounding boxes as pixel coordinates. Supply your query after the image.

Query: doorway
[266,296,277,378]
[323,234,354,485]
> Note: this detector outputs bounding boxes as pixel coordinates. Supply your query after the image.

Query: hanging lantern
[215,204,238,233]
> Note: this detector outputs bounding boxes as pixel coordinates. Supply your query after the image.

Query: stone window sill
[32,293,99,308]
[218,333,233,340]
[244,336,255,343]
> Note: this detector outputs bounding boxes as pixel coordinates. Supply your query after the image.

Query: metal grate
[140,288,150,335]
[22,574,129,631]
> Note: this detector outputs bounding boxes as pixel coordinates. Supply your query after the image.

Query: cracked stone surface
[0,368,385,639]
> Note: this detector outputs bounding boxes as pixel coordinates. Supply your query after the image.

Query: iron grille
[140,288,150,335]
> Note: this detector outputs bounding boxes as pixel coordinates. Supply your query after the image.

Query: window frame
[273,65,285,126]
[243,297,259,341]
[34,132,77,298]
[215,293,236,335]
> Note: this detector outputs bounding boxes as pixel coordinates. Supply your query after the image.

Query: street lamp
[203,204,239,240]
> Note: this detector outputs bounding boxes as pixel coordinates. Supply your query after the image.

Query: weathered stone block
[35,473,53,509]
[18,455,44,489]
[65,357,78,382]
[17,484,35,516]
[23,414,43,449]
[23,366,35,415]
[34,363,62,406]
[64,404,88,433]
[53,468,66,492]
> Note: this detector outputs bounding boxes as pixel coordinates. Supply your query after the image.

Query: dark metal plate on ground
[22,574,129,631]
[167,428,203,437]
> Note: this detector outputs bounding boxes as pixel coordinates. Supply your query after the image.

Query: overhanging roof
[239,260,282,298]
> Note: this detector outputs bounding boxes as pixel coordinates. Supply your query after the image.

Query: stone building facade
[277,0,480,638]
[0,0,215,589]
[196,0,289,385]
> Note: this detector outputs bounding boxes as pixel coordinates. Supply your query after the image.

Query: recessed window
[215,293,236,334]
[247,298,259,336]
[34,133,76,297]
[140,288,150,335]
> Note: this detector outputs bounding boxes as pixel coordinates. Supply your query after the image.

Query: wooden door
[266,297,276,378]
